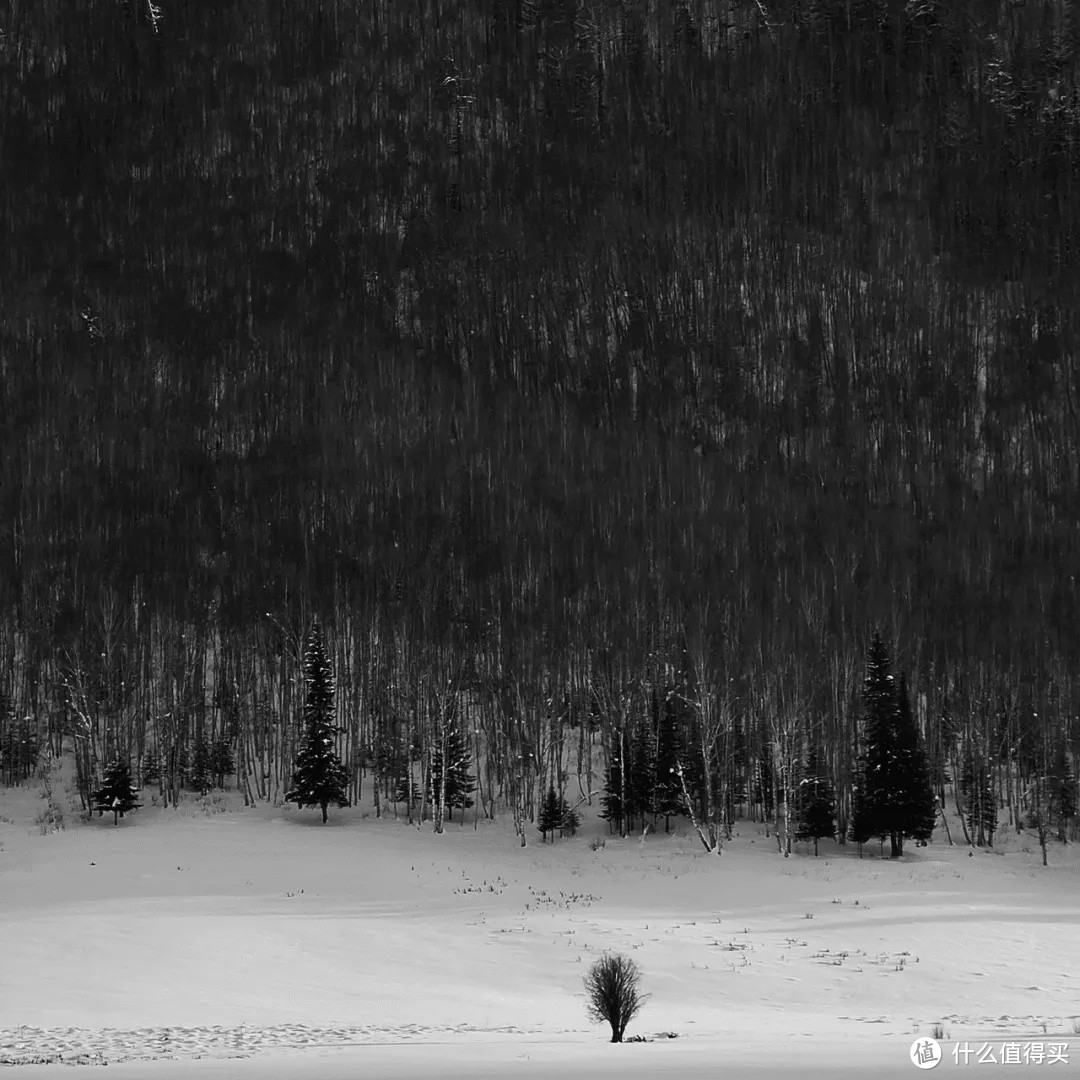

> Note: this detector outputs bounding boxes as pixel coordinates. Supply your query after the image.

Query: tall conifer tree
[284,621,350,824]
[653,687,684,827]
[894,672,937,850]
[602,722,653,835]
[1049,743,1077,842]
[427,722,475,822]
[797,746,836,856]
[960,740,997,847]
[851,635,936,857]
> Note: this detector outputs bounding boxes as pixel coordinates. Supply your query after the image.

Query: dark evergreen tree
[796,747,836,856]
[849,658,885,851]
[393,762,417,806]
[165,739,188,793]
[630,717,658,824]
[140,747,160,787]
[187,727,213,794]
[959,742,997,847]
[0,707,39,785]
[601,726,643,834]
[729,717,750,816]
[91,758,141,825]
[1048,743,1077,842]
[754,750,775,822]
[210,735,236,790]
[928,691,957,803]
[894,672,938,849]
[427,723,475,821]
[601,750,624,832]
[391,729,423,808]
[673,700,710,828]
[851,637,936,857]
[538,786,578,842]
[366,711,404,817]
[849,748,873,849]
[284,622,350,824]
[653,689,685,826]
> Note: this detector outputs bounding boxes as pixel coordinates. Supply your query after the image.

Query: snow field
[2,785,1079,1077]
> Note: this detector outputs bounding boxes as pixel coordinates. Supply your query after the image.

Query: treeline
[1,1,1078,837]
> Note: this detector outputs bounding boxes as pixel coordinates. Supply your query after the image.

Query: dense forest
[1,0,1078,849]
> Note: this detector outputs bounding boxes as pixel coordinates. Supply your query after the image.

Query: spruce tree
[538,786,578,842]
[538,788,558,841]
[1048,743,1077,842]
[630,719,657,824]
[284,621,350,824]
[393,761,417,807]
[849,637,892,850]
[0,699,39,785]
[635,704,659,821]
[187,727,214,794]
[959,743,997,847]
[92,758,142,825]
[428,723,475,822]
[851,636,936,857]
[894,672,938,848]
[653,689,684,827]
[848,748,873,849]
[210,736,236,789]
[390,730,422,812]
[796,747,836,856]
[166,740,189,793]
[601,726,642,834]
[140,747,161,787]
[754,751,775,822]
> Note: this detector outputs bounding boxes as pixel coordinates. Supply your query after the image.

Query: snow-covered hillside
[2,781,1078,1078]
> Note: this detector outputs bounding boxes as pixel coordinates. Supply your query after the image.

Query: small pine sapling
[92,758,142,825]
[140,748,161,787]
[187,730,214,795]
[538,787,562,842]
[796,752,836,856]
[428,722,476,823]
[538,787,581,841]
[210,736,236,790]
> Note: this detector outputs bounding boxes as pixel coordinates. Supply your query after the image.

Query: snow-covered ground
[2,782,1078,1078]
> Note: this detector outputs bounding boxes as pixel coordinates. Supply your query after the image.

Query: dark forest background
[1,0,1078,843]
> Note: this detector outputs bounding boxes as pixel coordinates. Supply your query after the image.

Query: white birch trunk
[674,760,720,853]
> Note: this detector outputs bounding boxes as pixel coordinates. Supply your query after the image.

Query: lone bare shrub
[583,953,648,1043]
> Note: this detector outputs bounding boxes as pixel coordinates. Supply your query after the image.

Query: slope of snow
[2,782,1078,1078]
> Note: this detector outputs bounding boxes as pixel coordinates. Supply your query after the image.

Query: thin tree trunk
[435,727,447,835]
[675,760,719,853]
[936,795,953,845]
[951,745,971,846]
[618,726,627,838]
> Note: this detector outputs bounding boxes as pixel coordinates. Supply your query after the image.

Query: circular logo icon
[910,1037,942,1070]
